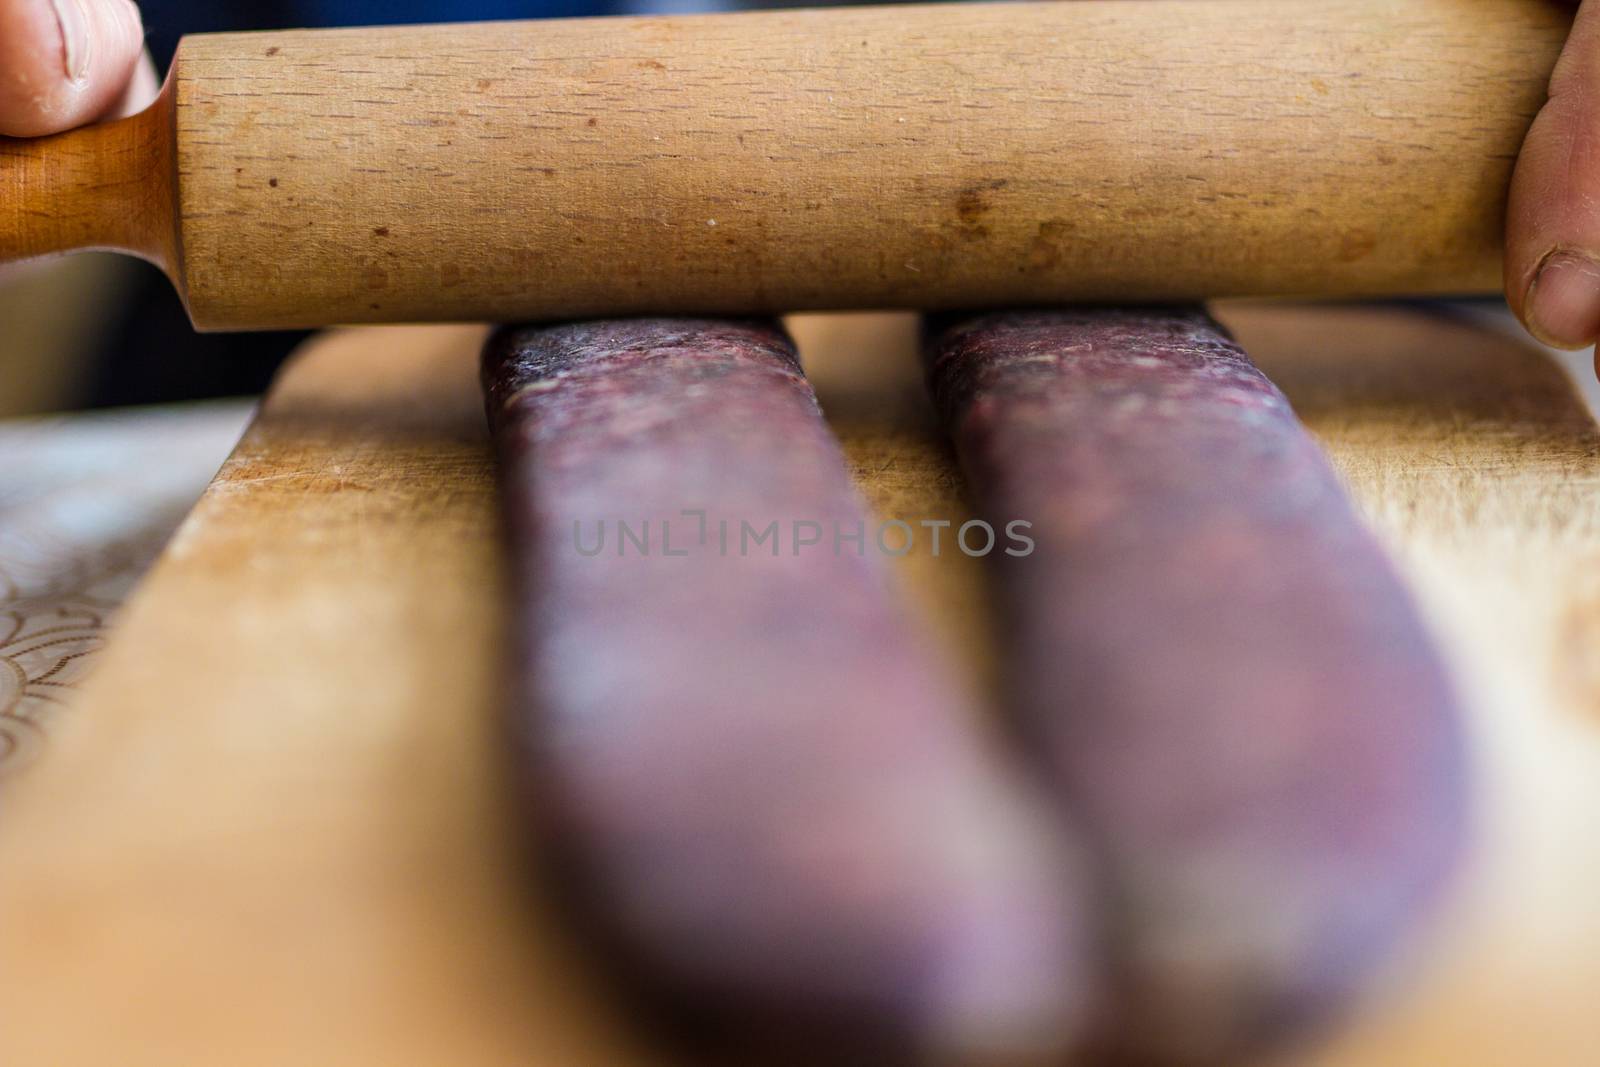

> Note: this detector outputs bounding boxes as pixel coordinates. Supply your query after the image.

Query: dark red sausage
[924,308,1467,1063]
[483,318,1092,1063]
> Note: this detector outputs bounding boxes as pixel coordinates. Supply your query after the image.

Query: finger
[0,0,146,138]
[110,47,159,119]
[1507,0,1600,349]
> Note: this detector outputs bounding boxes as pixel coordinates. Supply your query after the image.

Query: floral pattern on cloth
[0,402,251,779]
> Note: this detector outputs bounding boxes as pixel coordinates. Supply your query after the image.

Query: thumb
[1507,0,1600,350]
[0,0,146,138]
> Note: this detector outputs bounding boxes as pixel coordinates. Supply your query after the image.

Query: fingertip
[1525,250,1600,350]
[1504,97,1579,329]
[107,48,160,120]
[1504,1,1600,343]
[0,0,147,137]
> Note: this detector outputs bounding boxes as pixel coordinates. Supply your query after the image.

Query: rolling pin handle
[0,91,174,272]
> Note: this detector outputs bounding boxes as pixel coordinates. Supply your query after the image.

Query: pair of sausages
[481,310,1466,1064]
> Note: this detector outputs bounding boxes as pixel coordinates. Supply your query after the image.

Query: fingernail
[1529,251,1600,350]
[48,0,90,82]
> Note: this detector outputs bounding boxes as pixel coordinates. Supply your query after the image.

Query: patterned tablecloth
[0,403,252,778]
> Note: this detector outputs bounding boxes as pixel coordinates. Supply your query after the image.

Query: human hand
[0,0,156,137]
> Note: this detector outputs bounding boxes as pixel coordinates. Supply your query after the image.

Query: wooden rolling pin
[0,0,1569,330]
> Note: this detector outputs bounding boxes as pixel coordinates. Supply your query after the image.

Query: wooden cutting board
[1,306,1598,1066]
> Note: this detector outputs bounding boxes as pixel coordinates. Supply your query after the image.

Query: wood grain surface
[2,307,1599,1065]
[0,101,173,268]
[0,0,1574,327]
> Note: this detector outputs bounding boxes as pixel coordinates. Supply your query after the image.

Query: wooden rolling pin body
[0,0,1569,330]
